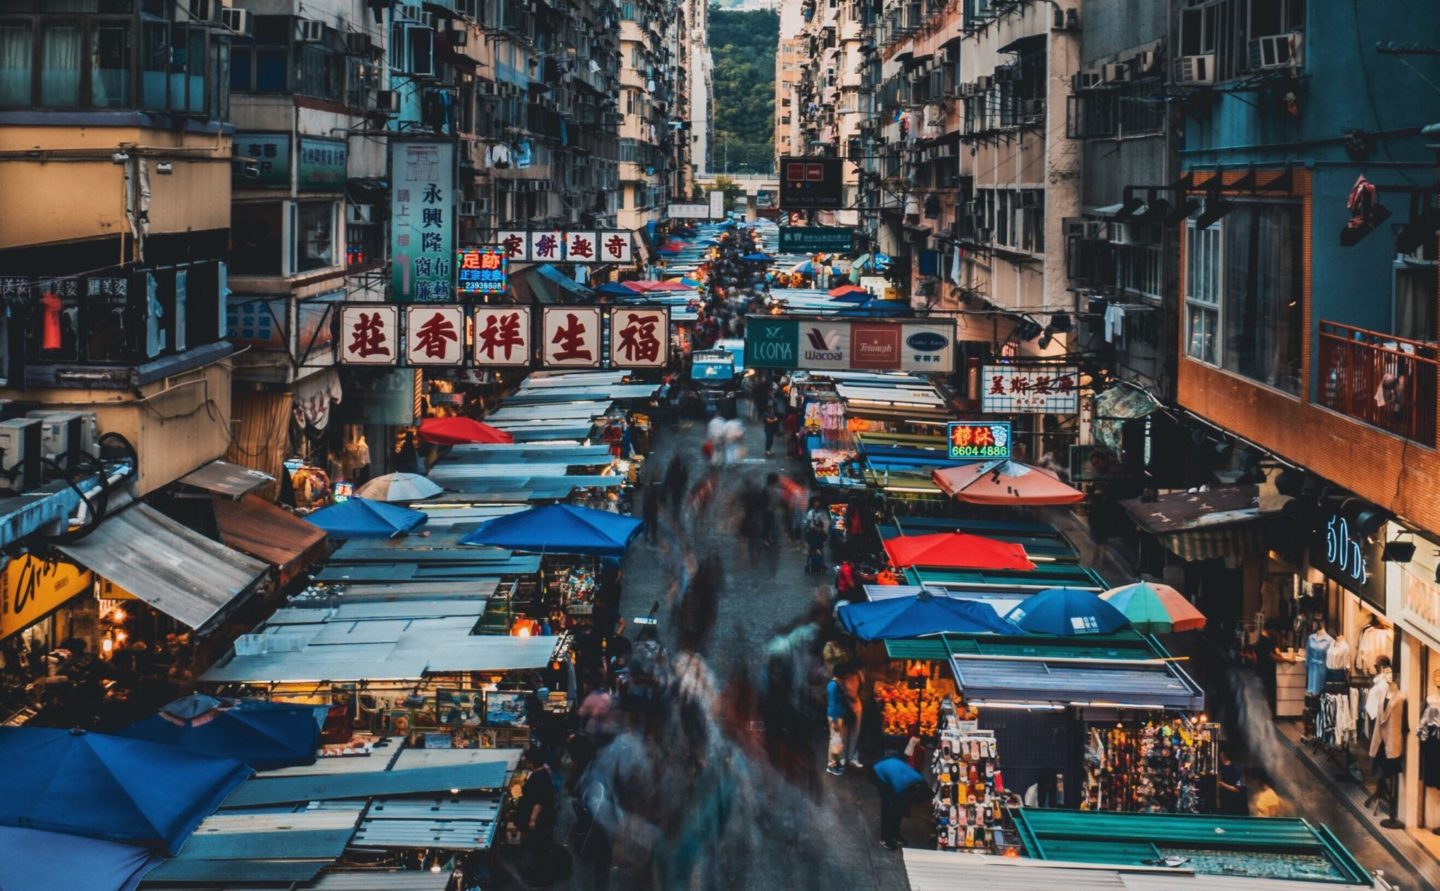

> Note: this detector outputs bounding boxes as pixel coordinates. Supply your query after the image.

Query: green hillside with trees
[709,7,778,175]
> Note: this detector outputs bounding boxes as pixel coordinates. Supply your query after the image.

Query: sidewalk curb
[1282,726,1440,889]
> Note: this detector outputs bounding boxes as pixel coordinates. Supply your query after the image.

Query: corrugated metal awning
[58,504,267,633]
[223,764,510,808]
[214,494,327,586]
[304,872,452,890]
[177,460,275,499]
[902,851,1355,891]
[353,796,504,850]
[950,652,1205,711]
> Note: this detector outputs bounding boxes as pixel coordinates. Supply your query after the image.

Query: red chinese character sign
[497,231,529,262]
[565,231,597,262]
[980,365,1079,414]
[530,230,564,263]
[405,305,465,366]
[340,305,399,365]
[541,307,602,368]
[599,230,634,264]
[474,306,532,366]
[610,307,669,368]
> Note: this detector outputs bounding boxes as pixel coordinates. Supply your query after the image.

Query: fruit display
[875,669,957,736]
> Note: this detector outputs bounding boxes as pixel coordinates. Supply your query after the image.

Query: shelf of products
[932,699,1007,852]
[875,660,957,737]
[1083,718,1217,813]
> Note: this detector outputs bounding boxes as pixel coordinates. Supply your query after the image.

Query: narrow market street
[612,407,911,891]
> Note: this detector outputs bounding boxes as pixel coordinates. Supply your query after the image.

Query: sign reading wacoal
[779,226,855,253]
[744,317,954,373]
[779,157,845,210]
[948,422,1012,461]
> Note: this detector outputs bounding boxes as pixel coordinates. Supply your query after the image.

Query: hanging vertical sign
[390,141,455,302]
[541,307,602,368]
[474,306,533,366]
[405,305,465,366]
[611,307,670,368]
[340,305,399,364]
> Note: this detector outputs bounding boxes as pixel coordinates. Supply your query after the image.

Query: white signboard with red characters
[599,231,634,264]
[564,231,599,263]
[541,307,602,368]
[474,306,532,366]
[981,365,1080,414]
[610,307,670,368]
[497,231,529,262]
[340,305,399,365]
[405,305,465,366]
[529,230,564,263]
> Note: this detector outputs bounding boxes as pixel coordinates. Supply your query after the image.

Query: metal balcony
[1318,321,1437,447]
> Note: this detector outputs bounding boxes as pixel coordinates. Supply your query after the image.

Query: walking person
[804,498,830,574]
[841,664,865,769]
[826,667,850,776]
[763,406,781,458]
[664,455,689,518]
[516,746,561,881]
[872,751,926,850]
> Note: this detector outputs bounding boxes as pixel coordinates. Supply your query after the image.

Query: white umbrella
[354,472,442,502]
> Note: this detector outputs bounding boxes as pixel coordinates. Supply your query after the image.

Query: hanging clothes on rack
[1355,623,1394,674]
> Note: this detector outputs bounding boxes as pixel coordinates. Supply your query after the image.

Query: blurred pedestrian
[516,746,560,880]
[642,480,660,544]
[763,407,780,458]
[826,668,849,776]
[872,751,926,850]
[804,498,830,574]
[664,455,689,517]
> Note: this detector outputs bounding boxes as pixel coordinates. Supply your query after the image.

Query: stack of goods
[1083,719,1216,813]
[933,700,1006,852]
[875,661,957,737]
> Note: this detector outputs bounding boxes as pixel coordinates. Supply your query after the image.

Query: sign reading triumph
[745,316,955,373]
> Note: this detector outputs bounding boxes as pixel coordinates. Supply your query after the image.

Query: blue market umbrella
[460,503,642,557]
[837,592,1016,641]
[1004,588,1129,636]
[0,727,251,855]
[305,497,426,539]
[596,282,635,297]
[0,825,160,891]
[118,695,322,770]
[741,252,774,263]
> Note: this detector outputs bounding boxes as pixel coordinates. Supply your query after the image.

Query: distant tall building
[689,0,715,180]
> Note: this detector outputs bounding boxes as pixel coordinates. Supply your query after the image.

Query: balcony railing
[1318,321,1437,447]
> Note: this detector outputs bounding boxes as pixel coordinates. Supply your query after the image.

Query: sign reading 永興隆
[980,365,1080,414]
[947,422,1012,461]
[778,226,854,253]
[744,317,954,373]
[390,141,455,302]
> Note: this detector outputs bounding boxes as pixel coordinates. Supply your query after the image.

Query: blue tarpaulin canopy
[837,298,911,317]
[0,727,251,854]
[596,282,636,297]
[837,592,1016,640]
[305,497,426,539]
[459,503,642,556]
[117,695,322,770]
[0,825,159,891]
[1006,587,1130,636]
[742,252,774,263]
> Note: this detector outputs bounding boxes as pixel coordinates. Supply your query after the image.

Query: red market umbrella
[932,460,1085,506]
[883,532,1036,572]
[647,281,694,292]
[661,240,692,251]
[622,280,655,292]
[418,416,514,445]
[829,284,867,299]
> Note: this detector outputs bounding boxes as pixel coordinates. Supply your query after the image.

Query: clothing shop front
[1383,522,1440,842]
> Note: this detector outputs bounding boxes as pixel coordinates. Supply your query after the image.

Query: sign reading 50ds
[744,317,954,373]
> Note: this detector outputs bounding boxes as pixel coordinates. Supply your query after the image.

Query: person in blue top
[872,751,926,850]
[825,669,849,776]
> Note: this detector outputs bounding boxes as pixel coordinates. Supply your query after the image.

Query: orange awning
[932,460,1085,506]
[213,495,327,586]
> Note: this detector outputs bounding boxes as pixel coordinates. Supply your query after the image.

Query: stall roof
[313,556,541,582]
[223,763,510,807]
[520,371,629,389]
[1011,810,1371,885]
[435,444,614,465]
[1121,485,1271,535]
[486,402,613,422]
[484,424,594,443]
[174,807,363,861]
[503,384,658,404]
[904,563,1105,592]
[178,461,275,498]
[58,503,268,633]
[903,851,1366,891]
[413,505,530,528]
[886,630,1166,663]
[948,634,1204,711]
[351,796,503,851]
[301,873,453,890]
[214,495,327,586]
[878,523,1077,562]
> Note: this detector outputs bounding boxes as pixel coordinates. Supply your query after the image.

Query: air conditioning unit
[1065,218,1102,239]
[346,204,374,224]
[375,89,398,112]
[345,31,373,55]
[449,26,469,46]
[1020,99,1045,121]
[1175,54,1215,85]
[184,0,221,23]
[1102,61,1131,84]
[976,75,991,91]
[459,200,482,217]
[28,411,98,464]
[1072,69,1102,91]
[1109,220,1137,245]
[297,19,325,42]
[1249,32,1302,70]
[1134,49,1159,74]
[0,418,41,491]
[221,8,252,36]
